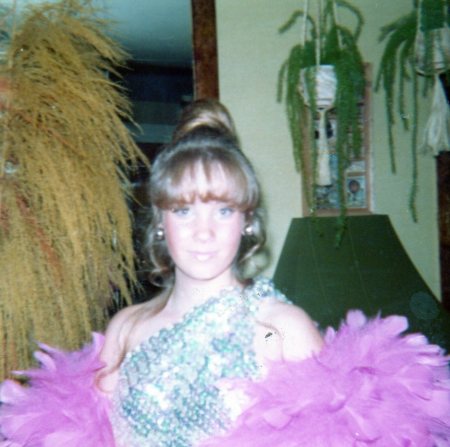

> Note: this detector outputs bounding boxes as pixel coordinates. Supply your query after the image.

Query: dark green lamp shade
[273,215,450,351]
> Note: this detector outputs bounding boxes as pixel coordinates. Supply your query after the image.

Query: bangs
[154,158,255,210]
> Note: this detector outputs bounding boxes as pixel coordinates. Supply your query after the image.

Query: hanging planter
[278,0,366,236]
[376,0,450,221]
[420,74,450,155]
[415,5,450,156]
[299,65,337,109]
[414,0,450,76]
[415,27,450,75]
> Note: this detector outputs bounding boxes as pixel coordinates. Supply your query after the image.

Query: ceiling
[10,0,193,67]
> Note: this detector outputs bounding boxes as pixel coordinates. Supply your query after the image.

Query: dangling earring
[155,227,165,241]
[243,224,254,236]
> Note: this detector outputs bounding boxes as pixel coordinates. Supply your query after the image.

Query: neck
[167,271,242,315]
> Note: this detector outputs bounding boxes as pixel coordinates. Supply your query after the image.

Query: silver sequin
[111,277,290,447]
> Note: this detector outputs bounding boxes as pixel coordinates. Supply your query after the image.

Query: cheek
[162,216,185,253]
[223,216,245,245]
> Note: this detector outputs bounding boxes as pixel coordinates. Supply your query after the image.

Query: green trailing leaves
[376,0,449,220]
[278,1,366,235]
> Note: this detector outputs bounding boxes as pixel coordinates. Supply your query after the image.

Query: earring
[155,227,165,241]
[243,224,254,236]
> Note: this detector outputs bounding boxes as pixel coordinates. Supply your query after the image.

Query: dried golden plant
[0,0,147,379]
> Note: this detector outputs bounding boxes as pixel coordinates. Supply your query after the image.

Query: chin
[179,265,235,283]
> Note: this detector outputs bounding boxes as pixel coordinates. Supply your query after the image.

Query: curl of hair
[172,98,239,144]
[146,100,266,288]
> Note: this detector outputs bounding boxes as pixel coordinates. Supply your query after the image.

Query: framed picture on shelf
[346,173,367,209]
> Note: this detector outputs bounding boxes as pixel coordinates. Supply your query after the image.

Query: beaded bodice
[111,277,290,447]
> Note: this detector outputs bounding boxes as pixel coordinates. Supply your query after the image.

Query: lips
[190,251,217,261]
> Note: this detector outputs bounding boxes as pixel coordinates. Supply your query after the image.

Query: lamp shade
[273,215,450,351]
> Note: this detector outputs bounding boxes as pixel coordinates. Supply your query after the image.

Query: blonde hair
[147,99,266,287]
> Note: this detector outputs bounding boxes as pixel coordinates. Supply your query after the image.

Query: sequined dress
[1,282,449,446]
[110,278,289,447]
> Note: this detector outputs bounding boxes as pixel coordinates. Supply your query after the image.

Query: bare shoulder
[100,302,144,363]
[103,303,140,342]
[102,294,166,354]
[257,297,323,361]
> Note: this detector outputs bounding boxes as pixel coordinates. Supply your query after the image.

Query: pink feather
[0,333,114,447]
[202,311,450,447]
[0,312,449,447]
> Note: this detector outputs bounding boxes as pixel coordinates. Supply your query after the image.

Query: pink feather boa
[0,312,449,447]
[202,311,450,447]
[0,333,114,447]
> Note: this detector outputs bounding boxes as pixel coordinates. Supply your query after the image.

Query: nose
[193,214,214,242]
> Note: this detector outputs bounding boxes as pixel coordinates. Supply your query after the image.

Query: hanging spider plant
[277,0,366,236]
[376,0,449,221]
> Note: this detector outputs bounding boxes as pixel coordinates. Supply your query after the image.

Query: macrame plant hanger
[299,0,338,187]
[415,0,450,155]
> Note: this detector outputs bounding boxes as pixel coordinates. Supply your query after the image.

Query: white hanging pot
[415,27,450,75]
[421,75,450,155]
[298,65,337,186]
[298,65,337,110]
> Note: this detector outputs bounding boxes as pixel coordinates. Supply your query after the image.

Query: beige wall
[216,0,440,298]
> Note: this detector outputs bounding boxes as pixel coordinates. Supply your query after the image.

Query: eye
[218,206,235,217]
[171,206,191,217]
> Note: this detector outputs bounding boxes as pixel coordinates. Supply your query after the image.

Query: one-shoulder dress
[111,277,289,447]
[0,277,449,446]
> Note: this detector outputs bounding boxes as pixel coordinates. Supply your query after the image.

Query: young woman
[98,99,323,446]
[0,100,448,447]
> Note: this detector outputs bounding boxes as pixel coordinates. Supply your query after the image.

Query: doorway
[438,152,450,311]
[438,73,450,311]
[122,0,219,303]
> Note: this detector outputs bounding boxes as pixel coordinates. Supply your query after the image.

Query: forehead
[176,162,238,203]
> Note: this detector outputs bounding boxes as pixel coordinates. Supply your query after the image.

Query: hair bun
[172,99,239,143]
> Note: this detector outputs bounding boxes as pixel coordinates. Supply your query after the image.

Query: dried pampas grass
[0,0,148,379]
